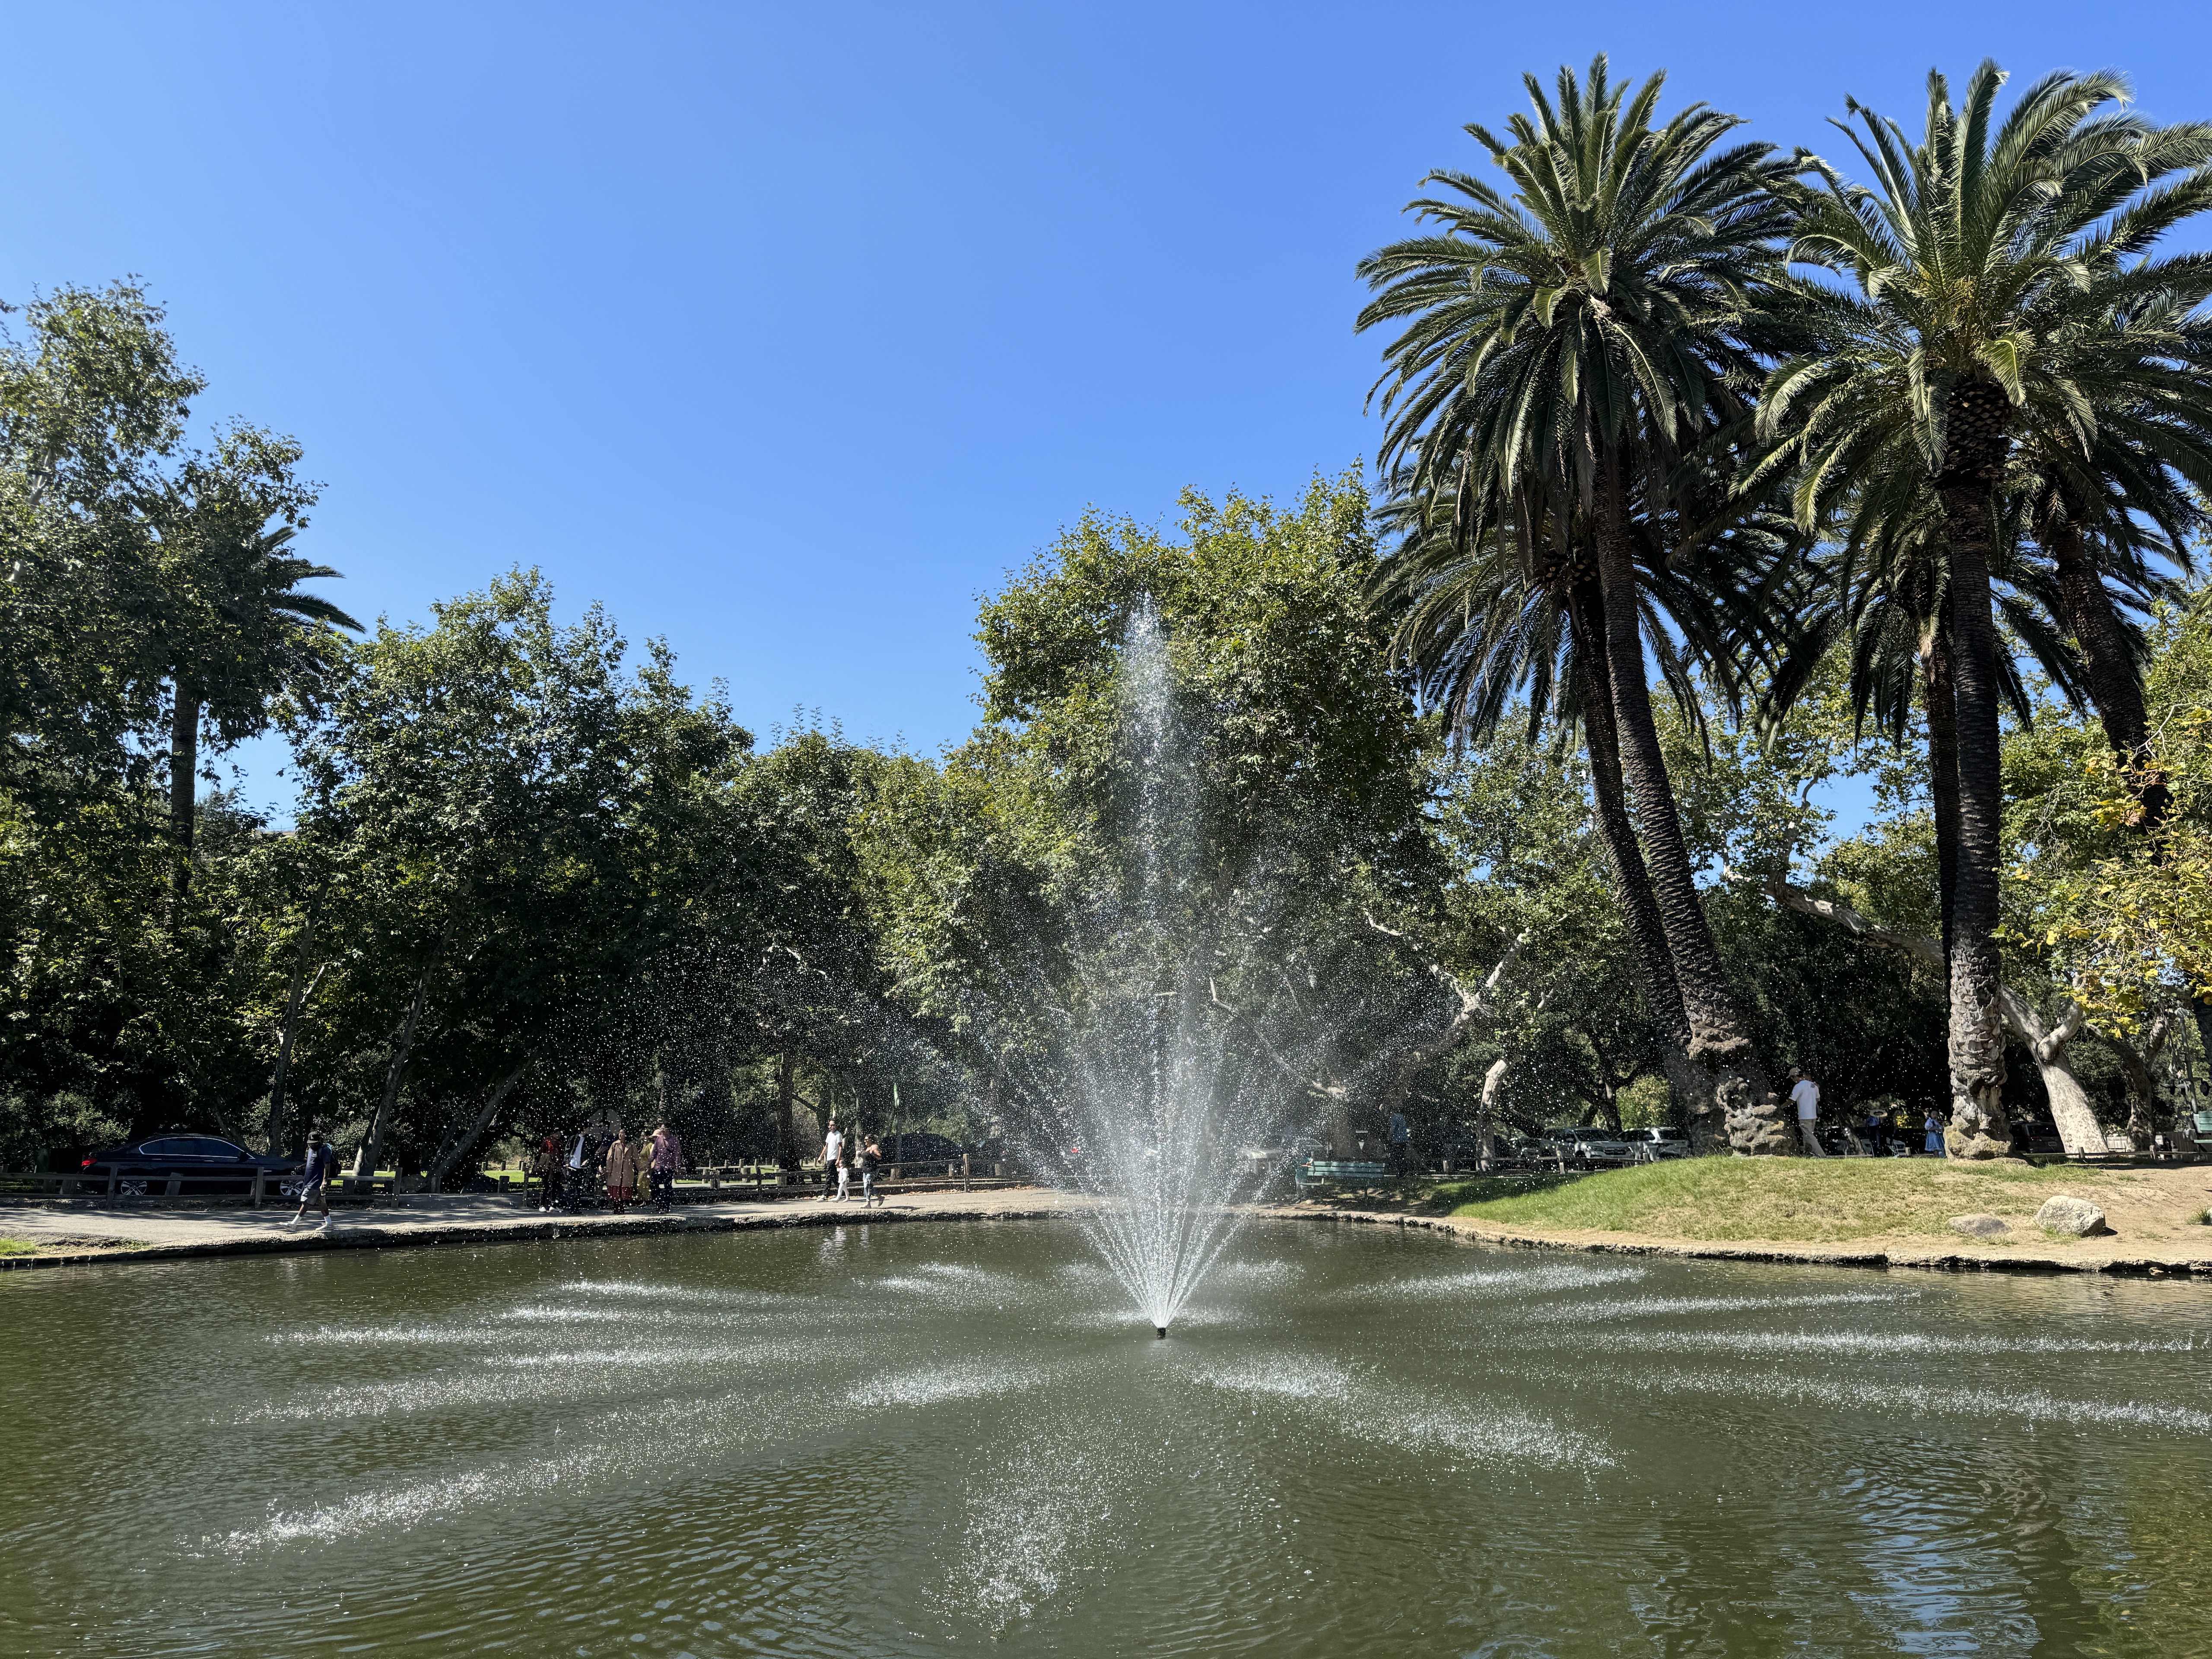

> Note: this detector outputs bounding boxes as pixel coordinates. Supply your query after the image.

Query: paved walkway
[0,1187,1093,1268]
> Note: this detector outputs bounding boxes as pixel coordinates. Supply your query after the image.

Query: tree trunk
[428,1063,529,1186]
[1568,583,1720,1152]
[2106,1013,2174,1152]
[357,961,433,1185]
[1591,447,1789,1155]
[168,683,201,910]
[775,1050,799,1174]
[1994,989,2104,1157]
[1920,619,1962,970]
[265,910,321,1155]
[1932,378,2016,1159]
[1754,871,2104,1156]
[1475,1056,1509,1170]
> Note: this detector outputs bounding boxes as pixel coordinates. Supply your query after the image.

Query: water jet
[1011,598,1314,1338]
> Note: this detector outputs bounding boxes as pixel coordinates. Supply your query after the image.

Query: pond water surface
[2,1220,2208,1656]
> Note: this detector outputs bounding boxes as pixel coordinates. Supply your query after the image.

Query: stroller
[558,1109,625,1210]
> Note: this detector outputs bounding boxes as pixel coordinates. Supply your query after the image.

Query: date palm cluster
[1358,57,2212,1157]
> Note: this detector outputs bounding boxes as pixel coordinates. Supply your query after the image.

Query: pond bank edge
[1286,1207,2212,1280]
[6,1196,2211,1280]
[0,1202,1078,1271]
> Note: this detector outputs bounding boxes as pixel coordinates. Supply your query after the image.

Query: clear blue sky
[5,2,2208,818]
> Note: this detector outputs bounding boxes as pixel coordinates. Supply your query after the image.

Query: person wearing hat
[285,1132,339,1231]
[1788,1068,1826,1157]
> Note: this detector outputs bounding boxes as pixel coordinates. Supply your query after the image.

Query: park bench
[1294,1158,1391,1197]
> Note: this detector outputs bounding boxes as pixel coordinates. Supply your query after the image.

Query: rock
[1949,1213,2010,1239]
[2035,1195,2109,1237]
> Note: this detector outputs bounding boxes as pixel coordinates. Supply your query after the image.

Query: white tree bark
[1475,1056,1510,1171]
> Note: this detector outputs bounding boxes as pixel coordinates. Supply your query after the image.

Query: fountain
[1005,600,1315,1336]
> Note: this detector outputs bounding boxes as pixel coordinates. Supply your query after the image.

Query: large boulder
[2035,1194,2109,1237]
[1949,1213,2009,1239]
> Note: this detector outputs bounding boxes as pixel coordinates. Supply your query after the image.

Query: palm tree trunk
[1592,448,1789,1154]
[168,683,201,909]
[1568,581,1719,1151]
[1920,618,1961,970]
[1932,377,2015,1159]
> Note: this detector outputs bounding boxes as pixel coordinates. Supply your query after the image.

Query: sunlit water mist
[1010,600,1313,1335]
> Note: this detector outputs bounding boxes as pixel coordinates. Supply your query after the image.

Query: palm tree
[1373,464,1789,1152]
[158,509,361,902]
[1358,56,1804,1151]
[1755,61,2212,1156]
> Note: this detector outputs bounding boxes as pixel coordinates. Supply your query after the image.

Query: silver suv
[1615,1126,1692,1161]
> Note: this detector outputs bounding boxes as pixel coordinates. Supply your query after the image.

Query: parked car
[1536,1125,1635,1165]
[78,1134,299,1198]
[1615,1126,1692,1160]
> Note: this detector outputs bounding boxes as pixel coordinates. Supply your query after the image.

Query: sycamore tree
[861,472,1531,1157]
[2003,589,2212,1143]
[279,570,754,1179]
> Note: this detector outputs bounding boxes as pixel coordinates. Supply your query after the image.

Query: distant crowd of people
[526,1122,686,1213]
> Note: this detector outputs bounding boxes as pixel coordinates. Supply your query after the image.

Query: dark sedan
[79,1135,302,1198]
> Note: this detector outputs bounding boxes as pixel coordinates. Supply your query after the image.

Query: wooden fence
[0,1158,1026,1209]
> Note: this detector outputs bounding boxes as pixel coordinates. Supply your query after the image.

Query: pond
[2,1220,2208,1656]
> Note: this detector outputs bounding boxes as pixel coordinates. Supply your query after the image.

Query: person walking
[1789,1069,1826,1157]
[1862,1103,1889,1157]
[860,1134,882,1208]
[648,1122,682,1211]
[819,1119,843,1201]
[1386,1109,1411,1177]
[284,1132,339,1231]
[603,1130,639,1212]
[834,1128,853,1202]
[1923,1108,1946,1157]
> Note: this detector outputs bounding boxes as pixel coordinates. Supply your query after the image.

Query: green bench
[1294,1158,1391,1196]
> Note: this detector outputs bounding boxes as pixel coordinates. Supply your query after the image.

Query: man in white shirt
[820,1119,844,1201]
[1789,1069,1825,1157]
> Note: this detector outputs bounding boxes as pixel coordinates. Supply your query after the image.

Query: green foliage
[2007,592,2212,1033]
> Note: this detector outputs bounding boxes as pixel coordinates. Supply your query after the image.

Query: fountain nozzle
[1155,1325,1168,1339]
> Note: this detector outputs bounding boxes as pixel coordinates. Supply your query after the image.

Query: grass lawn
[1426,1158,2145,1244]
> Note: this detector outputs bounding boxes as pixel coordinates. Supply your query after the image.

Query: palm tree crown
[1753,61,2212,1156]
[1359,57,1807,1154]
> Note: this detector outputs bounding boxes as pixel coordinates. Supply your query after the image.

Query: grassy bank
[1426,1159,2153,1244]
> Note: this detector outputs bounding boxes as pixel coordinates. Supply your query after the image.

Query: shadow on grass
[1417,1172,1586,1213]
